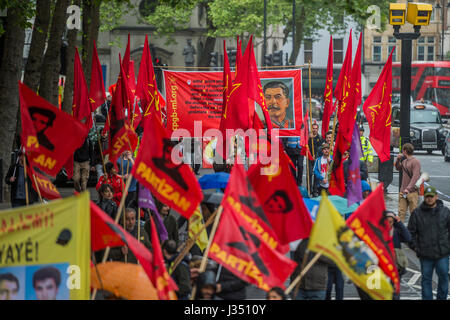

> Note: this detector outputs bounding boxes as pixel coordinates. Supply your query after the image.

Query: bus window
[435,88,450,109]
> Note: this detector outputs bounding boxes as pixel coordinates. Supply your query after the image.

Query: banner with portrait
[163,69,303,137]
[0,193,90,300]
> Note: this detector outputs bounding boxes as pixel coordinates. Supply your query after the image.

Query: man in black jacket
[5,153,38,207]
[408,185,450,300]
[73,137,94,192]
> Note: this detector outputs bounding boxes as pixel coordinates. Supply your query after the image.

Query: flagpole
[32,174,44,203]
[308,62,315,158]
[190,205,223,300]
[285,251,322,296]
[171,208,219,274]
[22,154,29,206]
[305,149,310,195]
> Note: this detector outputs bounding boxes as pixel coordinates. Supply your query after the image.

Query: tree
[39,0,70,106]
[143,0,391,66]
[0,0,34,199]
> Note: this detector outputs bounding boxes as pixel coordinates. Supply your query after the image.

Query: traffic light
[272,50,283,66]
[264,54,273,66]
[227,49,237,67]
[210,51,218,68]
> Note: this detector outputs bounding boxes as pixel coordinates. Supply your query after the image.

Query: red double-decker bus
[392,61,450,118]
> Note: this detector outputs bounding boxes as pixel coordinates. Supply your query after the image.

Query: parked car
[391,102,449,154]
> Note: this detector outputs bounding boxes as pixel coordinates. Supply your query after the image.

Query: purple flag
[138,186,168,242]
[346,123,363,207]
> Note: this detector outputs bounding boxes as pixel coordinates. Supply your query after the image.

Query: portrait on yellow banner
[0,192,90,300]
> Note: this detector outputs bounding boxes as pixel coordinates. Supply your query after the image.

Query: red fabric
[247,36,273,135]
[363,50,393,163]
[132,113,203,219]
[346,184,400,293]
[96,174,124,206]
[108,57,138,166]
[27,163,61,199]
[149,215,178,300]
[235,36,242,78]
[219,39,251,135]
[19,82,89,177]
[72,47,92,129]
[210,167,297,290]
[328,133,346,196]
[88,40,106,112]
[300,107,314,161]
[223,162,289,253]
[334,29,352,101]
[321,36,334,138]
[136,35,162,125]
[64,157,74,180]
[121,34,136,102]
[248,141,313,244]
[337,33,362,152]
[90,200,159,293]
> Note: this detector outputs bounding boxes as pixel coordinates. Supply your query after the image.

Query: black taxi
[391,102,449,154]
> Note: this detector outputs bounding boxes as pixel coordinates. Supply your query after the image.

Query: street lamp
[390,2,432,149]
[390,2,432,192]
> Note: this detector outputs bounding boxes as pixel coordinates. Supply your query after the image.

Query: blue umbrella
[198,172,230,190]
[310,195,360,216]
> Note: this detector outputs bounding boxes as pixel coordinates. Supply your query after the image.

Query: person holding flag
[313,143,332,195]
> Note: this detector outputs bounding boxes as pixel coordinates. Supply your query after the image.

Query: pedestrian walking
[408,185,450,300]
[73,137,94,192]
[394,143,421,222]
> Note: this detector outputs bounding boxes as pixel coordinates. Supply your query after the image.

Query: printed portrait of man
[29,107,56,151]
[263,81,294,129]
[0,273,20,300]
[264,190,293,214]
[32,266,61,300]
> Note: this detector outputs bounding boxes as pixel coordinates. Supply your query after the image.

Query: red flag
[346,184,400,293]
[121,33,136,97]
[224,161,289,253]
[88,40,106,112]
[136,35,162,124]
[235,36,242,77]
[321,36,334,138]
[334,30,352,101]
[209,172,297,291]
[247,36,273,135]
[336,32,362,155]
[219,38,251,135]
[90,201,161,293]
[248,142,313,244]
[149,215,178,300]
[328,132,346,196]
[132,112,203,219]
[19,82,89,177]
[27,163,61,199]
[72,47,92,129]
[363,49,393,162]
[108,57,138,166]
[300,110,314,161]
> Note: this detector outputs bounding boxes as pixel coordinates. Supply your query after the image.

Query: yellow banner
[0,192,90,300]
[188,205,208,252]
[308,193,393,300]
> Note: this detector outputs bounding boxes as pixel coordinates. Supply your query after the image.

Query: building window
[333,38,343,63]
[373,36,382,43]
[388,45,397,62]
[427,36,435,44]
[304,39,313,63]
[427,46,434,60]
[373,45,382,62]
[388,36,396,43]
[418,37,425,44]
[418,46,425,61]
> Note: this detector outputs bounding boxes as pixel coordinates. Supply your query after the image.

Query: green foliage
[99,0,135,34]
[0,0,35,36]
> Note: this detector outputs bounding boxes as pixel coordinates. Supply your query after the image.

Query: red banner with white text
[164,69,303,137]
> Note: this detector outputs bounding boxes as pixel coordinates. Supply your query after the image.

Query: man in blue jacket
[313,143,332,195]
